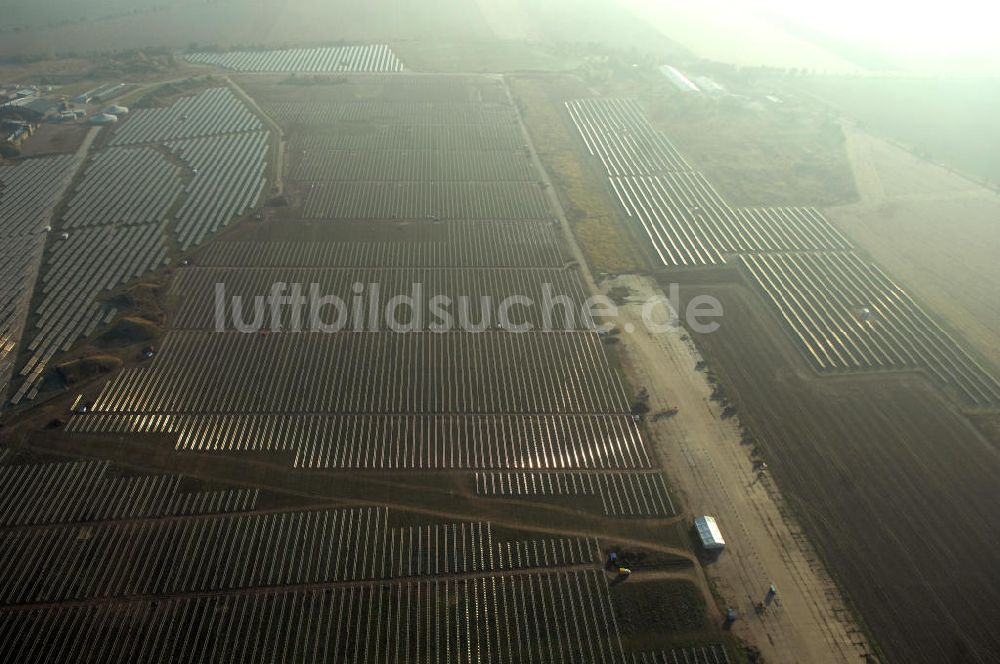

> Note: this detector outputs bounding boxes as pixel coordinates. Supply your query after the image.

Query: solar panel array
[62,147,182,228]
[0,459,258,527]
[565,98,852,267]
[567,97,1000,404]
[0,156,78,402]
[9,87,269,404]
[109,87,261,146]
[186,44,405,73]
[12,223,167,403]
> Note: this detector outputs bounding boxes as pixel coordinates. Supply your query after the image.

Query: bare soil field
[641,93,858,207]
[787,75,1000,184]
[16,123,89,157]
[826,128,1000,375]
[684,281,1000,664]
[0,58,95,83]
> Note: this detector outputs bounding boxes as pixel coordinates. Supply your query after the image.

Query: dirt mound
[98,316,162,347]
[133,79,210,109]
[108,281,165,313]
[54,355,122,385]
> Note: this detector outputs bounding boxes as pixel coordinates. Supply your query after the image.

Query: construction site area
[2,10,999,663]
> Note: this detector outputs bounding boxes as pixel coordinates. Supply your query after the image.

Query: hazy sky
[621,0,1000,72]
[761,0,999,60]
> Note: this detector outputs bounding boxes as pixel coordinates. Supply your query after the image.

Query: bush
[0,142,21,159]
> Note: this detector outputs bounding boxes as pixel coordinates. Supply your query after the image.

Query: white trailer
[694,515,726,551]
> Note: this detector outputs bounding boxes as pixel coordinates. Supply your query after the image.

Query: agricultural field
[684,283,1000,664]
[0,1,494,57]
[785,74,1000,184]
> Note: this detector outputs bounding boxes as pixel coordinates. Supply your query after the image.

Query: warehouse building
[89,112,119,125]
[658,65,700,93]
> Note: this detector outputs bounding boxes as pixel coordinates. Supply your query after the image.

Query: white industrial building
[658,65,700,93]
[693,76,727,95]
[89,113,118,125]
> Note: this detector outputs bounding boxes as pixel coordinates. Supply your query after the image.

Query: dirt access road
[605,274,870,663]
[507,77,869,660]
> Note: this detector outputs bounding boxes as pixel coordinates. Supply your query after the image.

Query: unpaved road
[226,75,285,195]
[606,274,870,663]
[508,77,869,660]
